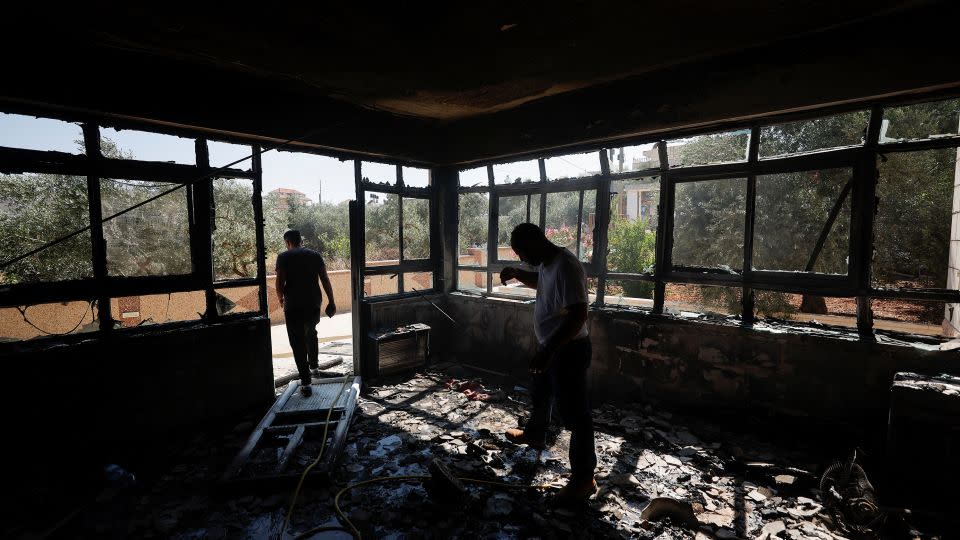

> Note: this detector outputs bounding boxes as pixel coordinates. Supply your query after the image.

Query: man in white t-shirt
[500,223,597,503]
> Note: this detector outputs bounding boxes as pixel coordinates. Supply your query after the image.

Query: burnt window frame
[455,92,960,340]
[456,154,604,300]
[357,161,439,299]
[0,109,270,343]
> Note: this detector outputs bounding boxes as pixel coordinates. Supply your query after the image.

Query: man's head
[283,229,302,249]
[510,223,556,265]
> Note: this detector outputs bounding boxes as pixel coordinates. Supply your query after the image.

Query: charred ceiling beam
[442,2,960,166]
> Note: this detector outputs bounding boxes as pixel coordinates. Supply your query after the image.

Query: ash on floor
[47,366,942,539]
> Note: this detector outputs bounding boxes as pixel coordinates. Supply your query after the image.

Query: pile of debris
[46,366,940,538]
[318,369,855,539]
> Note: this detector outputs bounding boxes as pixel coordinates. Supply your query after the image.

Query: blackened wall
[444,293,960,425]
[2,317,274,470]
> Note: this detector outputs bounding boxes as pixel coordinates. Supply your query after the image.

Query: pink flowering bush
[545,224,576,247]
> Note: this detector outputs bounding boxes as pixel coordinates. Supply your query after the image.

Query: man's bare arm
[500,267,538,288]
[319,260,337,317]
[275,265,286,309]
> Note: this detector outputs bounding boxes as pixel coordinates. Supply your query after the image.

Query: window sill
[451,291,956,351]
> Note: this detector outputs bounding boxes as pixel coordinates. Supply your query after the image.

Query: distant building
[269,188,311,211]
[613,179,659,224]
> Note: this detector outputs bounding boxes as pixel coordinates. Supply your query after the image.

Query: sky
[0,113,377,204]
[1,112,669,198]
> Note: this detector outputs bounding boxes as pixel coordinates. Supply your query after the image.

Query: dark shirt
[276,247,325,312]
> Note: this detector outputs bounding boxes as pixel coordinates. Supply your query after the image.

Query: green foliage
[758,111,867,156]
[606,198,657,297]
[672,179,745,270]
[265,194,352,269]
[100,178,191,276]
[403,197,430,259]
[364,194,400,261]
[545,191,581,233]
[458,192,488,252]
[669,131,750,166]
[699,286,742,316]
[874,149,954,286]
[213,179,257,279]
[754,290,798,319]
[0,172,93,283]
[753,169,850,274]
[497,195,529,245]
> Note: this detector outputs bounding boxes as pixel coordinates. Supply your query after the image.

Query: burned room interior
[3,2,960,539]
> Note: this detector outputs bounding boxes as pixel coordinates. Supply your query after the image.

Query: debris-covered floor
[43,365,948,539]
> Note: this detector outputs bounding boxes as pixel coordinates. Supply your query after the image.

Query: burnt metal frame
[356,161,438,300]
[455,155,604,300]
[0,115,269,341]
[455,93,960,338]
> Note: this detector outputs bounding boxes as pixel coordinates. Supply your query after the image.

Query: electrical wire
[16,299,96,336]
[0,127,325,271]
[282,375,355,538]
[557,155,590,174]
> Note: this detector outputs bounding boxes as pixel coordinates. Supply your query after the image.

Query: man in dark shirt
[275,229,337,396]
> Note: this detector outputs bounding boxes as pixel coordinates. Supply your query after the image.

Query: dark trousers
[285,308,321,385]
[526,337,597,481]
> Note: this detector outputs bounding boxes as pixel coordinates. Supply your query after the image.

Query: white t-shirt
[534,248,589,344]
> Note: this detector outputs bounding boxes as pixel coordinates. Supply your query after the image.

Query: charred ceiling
[2,1,959,163]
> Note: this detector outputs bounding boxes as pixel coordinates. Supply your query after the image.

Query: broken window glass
[754,291,857,330]
[402,167,430,188]
[664,283,742,318]
[100,178,191,277]
[364,192,399,263]
[880,98,960,143]
[0,113,84,154]
[579,190,597,263]
[672,178,746,271]
[365,273,398,297]
[100,127,195,164]
[458,192,488,265]
[458,167,488,188]
[608,178,660,273]
[666,129,750,167]
[544,151,601,180]
[545,191,582,255]
[606,143,660,173]
[208,140,253,171]
[871,298,954,338]
[0,300,99,341]
[0,172,93,284]
[403,272,433,292]
[873,149,955,290]
[110,291,204,328]
[402,197,430,260]
[214,285,260,316]
[457,269,487,294]
[759,110,868,158]
[213,178,257,281]
[492,159,540,185]
[361,161,396,185]
[497,195,529,261]
[604,279,655,310]
[754,168,852,274]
